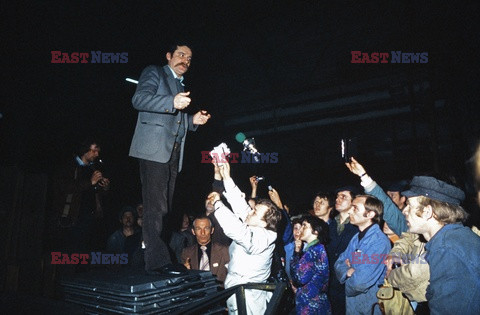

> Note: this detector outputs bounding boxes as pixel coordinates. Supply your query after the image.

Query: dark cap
[402,176,465,205]
[385,180,409,193]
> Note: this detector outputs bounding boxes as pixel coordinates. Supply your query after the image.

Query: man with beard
[52,139,110,254]
[129,41,211,272]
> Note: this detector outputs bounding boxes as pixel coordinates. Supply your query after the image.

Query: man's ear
[422,205,434,220]
[211,227,215,235]
[166,52,172,61]
[400,196,406,205]
[191,228,196,235]
[367,210,376,220]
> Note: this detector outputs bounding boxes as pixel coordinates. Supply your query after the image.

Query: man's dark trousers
[139,144,180,271]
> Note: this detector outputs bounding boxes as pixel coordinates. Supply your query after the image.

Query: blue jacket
[425,223,480,315]
[365,183,408,235]
[335,224,391,315]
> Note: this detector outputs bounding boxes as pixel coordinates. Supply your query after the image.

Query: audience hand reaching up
[268,188,284,210]
[345,157,367,177]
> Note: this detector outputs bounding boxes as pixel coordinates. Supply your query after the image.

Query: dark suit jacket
[326,218,359,315]
[181,242,230,283]
[129,65,197,171]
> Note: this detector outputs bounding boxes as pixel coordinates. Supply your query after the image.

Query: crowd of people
[47,40,480,314]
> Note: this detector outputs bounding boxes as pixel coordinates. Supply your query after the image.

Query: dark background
[1,0,480,294]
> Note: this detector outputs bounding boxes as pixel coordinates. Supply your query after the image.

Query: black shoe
[145,263,188,276]
[158,263,188,275]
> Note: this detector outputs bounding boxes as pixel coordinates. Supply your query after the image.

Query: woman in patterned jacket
[291,215,331,315]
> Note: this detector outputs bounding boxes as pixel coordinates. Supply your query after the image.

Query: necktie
[175,78,184,93]
[199,245,210,271]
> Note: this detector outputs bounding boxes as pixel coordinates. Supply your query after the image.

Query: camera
[341,138,358,163]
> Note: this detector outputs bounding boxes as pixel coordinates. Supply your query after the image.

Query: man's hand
[294,239,303,253]
[218,160,231,180]
[209,191,221,203]
[91,170,103,186]
[249,176,258,198]
[345,258,356,277]
[213,160,222,181]
[345,157,367,177]
[268,188,284,209]
[174,91,191,110]
[184,257,191,270]
[193,110,211,125]
[98,177,110,191]
[385,254,403,278]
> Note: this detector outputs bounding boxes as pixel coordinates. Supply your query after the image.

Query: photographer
[210,160,282,314]
[51,139,110,255]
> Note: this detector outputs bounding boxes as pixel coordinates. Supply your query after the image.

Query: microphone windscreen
[235,132,246,143]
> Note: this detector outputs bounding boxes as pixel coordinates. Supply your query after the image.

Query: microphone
[235,132,260,162]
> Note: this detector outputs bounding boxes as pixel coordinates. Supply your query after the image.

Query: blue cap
[402,176,465,205]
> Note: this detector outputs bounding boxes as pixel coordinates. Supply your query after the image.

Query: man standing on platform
[129,41,211,272]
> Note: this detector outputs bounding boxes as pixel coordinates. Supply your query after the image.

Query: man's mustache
[175,62,189,68]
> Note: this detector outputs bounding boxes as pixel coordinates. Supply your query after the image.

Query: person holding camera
[209,160,282,314]
[51,139,110,254]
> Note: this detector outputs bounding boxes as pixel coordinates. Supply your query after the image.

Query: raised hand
[218,160,231,180]
[345,157,367,177]
[268,188,283,209]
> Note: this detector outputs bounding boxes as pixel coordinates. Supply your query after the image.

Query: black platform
[60,268,220,314]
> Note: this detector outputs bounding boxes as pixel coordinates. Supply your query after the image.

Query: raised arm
[345,157,408,234]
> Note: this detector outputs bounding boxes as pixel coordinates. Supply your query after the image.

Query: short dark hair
[76,139,99,156]
[118,205,136,221]
[312,192,334,208]
[256,199,282,232]
[291,216,303,226]
[167,40,192,55]
[302,216,329,244]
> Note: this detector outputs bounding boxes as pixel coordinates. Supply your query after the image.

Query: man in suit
[182,216,229,283]
[129,41,211,272]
